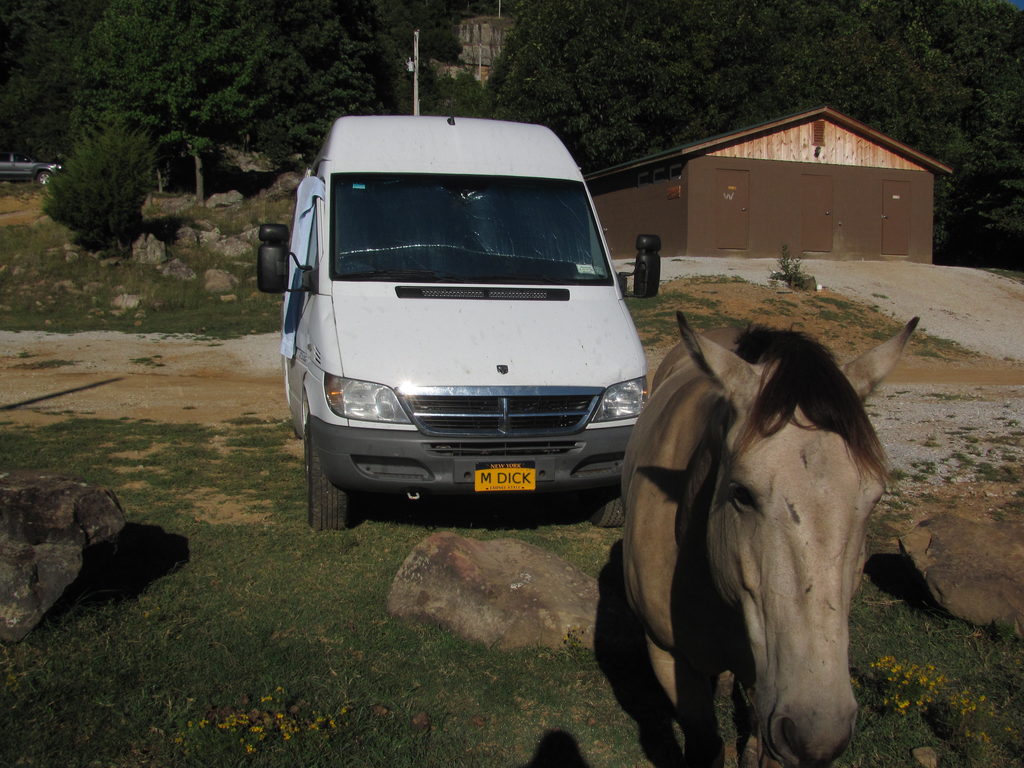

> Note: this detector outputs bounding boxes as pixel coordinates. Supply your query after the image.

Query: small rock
[265,171,302,198]
[912,745,939,768]
[240,226,261,244]
[198,225,222,245]
[410,712,431,731]
[158,258,196,281]
[203,269,239,294]
[111,293,142,310]
[205,190,244,208]
[175,225,201,246]
[147,195,195,214]
[131,233,167,265]
[211,236,250,259]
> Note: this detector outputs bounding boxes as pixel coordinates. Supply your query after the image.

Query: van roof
[315,116,582,181]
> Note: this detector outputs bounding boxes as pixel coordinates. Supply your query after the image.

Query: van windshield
[330,174,612,284]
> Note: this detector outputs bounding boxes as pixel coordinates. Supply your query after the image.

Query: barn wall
[589,165,688,259]
[685,156,934,262]
[590,155,935,263]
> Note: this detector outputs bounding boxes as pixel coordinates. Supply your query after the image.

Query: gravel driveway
[643,256,1024,362]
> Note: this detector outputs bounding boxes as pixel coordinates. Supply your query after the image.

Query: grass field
[1,190,1022,766]
[0,185,290,337]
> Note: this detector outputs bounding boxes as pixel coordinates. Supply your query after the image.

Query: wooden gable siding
[706,121,927,172]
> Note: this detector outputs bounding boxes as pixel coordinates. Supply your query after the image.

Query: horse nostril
[770,714,799,757]
[770,713,851,766]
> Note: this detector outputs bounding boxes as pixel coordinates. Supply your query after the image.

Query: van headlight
[593,376,647,421]
[324,375,411,423]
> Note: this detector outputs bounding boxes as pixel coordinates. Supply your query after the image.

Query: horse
[622,312,917,768]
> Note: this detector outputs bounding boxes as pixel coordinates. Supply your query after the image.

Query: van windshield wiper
[469,274,574,285]
[339,269,451,282]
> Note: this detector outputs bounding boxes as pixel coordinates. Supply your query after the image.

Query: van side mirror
[257,224,290,294]
[632,234,661,298]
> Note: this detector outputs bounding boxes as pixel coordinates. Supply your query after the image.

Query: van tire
[584,490,625,527]
[305,423,350,530]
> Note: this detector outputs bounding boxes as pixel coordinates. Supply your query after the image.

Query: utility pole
[412,29,420,116]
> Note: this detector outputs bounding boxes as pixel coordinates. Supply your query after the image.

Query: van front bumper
[310,416,632,495]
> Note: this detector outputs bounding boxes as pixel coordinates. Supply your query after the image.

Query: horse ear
[675,312,760,404]
[843,317,919,398]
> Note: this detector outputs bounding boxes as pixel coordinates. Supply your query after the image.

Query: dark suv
[0,152,61,184]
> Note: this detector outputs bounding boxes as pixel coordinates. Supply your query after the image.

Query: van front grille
[400,387,600,437]
[426,441,581,457]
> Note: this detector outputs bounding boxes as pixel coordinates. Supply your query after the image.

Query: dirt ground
[0,331,285,426]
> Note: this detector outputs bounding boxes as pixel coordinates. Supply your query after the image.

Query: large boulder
[388,531,598,650]
[900,514,1024,635]
[0,471,126,641]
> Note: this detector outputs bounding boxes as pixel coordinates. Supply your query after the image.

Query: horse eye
[731,483,756,509]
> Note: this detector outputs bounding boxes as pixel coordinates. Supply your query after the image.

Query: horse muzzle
[766,707,856,768]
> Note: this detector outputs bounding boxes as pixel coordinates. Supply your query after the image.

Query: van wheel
[583,490,625,527]
[305,423,349,530]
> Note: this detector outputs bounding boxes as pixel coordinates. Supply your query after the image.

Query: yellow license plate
[474,462,536,492]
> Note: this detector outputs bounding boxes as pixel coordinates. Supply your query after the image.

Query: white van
[257,116,661,529]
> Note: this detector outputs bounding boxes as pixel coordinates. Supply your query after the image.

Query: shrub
[769,244,815,290]
[43,124,155,253]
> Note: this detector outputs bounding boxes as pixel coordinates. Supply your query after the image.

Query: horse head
[677,312,917,767]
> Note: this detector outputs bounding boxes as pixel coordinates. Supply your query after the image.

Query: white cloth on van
[281,175,325,357]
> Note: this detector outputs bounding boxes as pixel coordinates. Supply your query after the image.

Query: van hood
[330,283,645,389]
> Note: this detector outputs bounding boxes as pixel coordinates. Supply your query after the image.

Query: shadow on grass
[520,729,591,767]
[863,552,935,608]
[46,522,190,620]
[594,541,686,768]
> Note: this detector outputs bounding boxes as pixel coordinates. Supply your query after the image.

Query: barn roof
[586,106,953,180]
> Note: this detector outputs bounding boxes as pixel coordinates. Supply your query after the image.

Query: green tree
[43,123,155,252]
[0,0,108,159]
[77,0,265,200]
[494,0,707,171]
[250,0,395,163]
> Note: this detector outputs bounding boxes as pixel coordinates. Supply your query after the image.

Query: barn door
[881,180,910,256]
[800,175,833,253]
[715,169,749,250]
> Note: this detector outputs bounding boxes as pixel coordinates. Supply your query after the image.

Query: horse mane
[732,325,888,479]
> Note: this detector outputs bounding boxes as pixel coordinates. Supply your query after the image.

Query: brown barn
[586,107,952,263]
